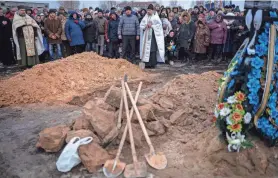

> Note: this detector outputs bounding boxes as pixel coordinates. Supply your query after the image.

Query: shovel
[124,82,167,170]
[122,80,147,178]
[103,81,143,178]
[117,96,123,129]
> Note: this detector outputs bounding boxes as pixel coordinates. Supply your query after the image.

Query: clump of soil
[0,52,147,107]
[151,71,220,134]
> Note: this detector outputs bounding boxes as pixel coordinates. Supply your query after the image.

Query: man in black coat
[83,13,98,52]
[105,12,119,58]
[0,8,15,66]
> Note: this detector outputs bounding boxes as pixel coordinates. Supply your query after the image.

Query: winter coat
[233,20,248,44]
[44,17,62,44]
[223,19,239,53]
[94,16,107,35]
[118,14,140,36]
[191,12,199,22]
[165,34,177,52]
[83,16,98,43]
[193,24,210,54]
[208,19,227,45]
[60,16,67,41]
[161,18,172,37]
[105,14,119,42]
[206,15,216,24]
[169,18,178,31]
[65,12,85,46]
[139,9,146,23]
[36,21,45,35]
[177,21,195,49]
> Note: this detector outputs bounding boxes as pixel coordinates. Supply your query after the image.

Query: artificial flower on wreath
[215,92,253,152]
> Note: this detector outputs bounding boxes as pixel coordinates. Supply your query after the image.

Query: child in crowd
[165,30,176,65]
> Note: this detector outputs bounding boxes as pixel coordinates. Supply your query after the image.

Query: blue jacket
[106,13,120,42]
[65,12,85,46]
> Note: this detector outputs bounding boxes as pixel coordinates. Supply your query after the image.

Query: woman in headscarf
[139,9,146,23]
[193,20,210,62]
[65,12,85,54]
[177,11,195,62]
[0,8,15,66]
[207,13,227,63]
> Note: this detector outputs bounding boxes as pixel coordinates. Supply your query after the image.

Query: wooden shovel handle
[125,82,155,154]
[114,82,142,162]
[122,80,138,163]
[117,96,123,129]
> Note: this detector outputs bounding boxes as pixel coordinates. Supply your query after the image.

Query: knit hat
[105,10,110,14]
[59,6,65,10]
[147,4,154,10]
[17,5,26,10]
[125,6,132,11]
[49,9,56,14]
[98,9,103,13]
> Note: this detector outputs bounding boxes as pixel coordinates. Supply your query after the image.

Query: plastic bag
[56,137,93,172]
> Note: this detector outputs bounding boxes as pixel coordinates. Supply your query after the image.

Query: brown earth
[0,53,277,178]
[0,52,148,107]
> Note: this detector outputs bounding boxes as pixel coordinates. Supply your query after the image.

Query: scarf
[12,13,39,57]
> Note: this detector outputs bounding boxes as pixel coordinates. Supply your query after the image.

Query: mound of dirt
[0,52,147,106]
[147,71,277,178]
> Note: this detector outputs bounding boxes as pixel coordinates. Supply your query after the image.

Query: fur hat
[147,4,154,10]
[17,5,26,10]
[49,9,56,14]
[125,6,132,11]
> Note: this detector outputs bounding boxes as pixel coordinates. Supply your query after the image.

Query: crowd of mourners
[0,4,247,69]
